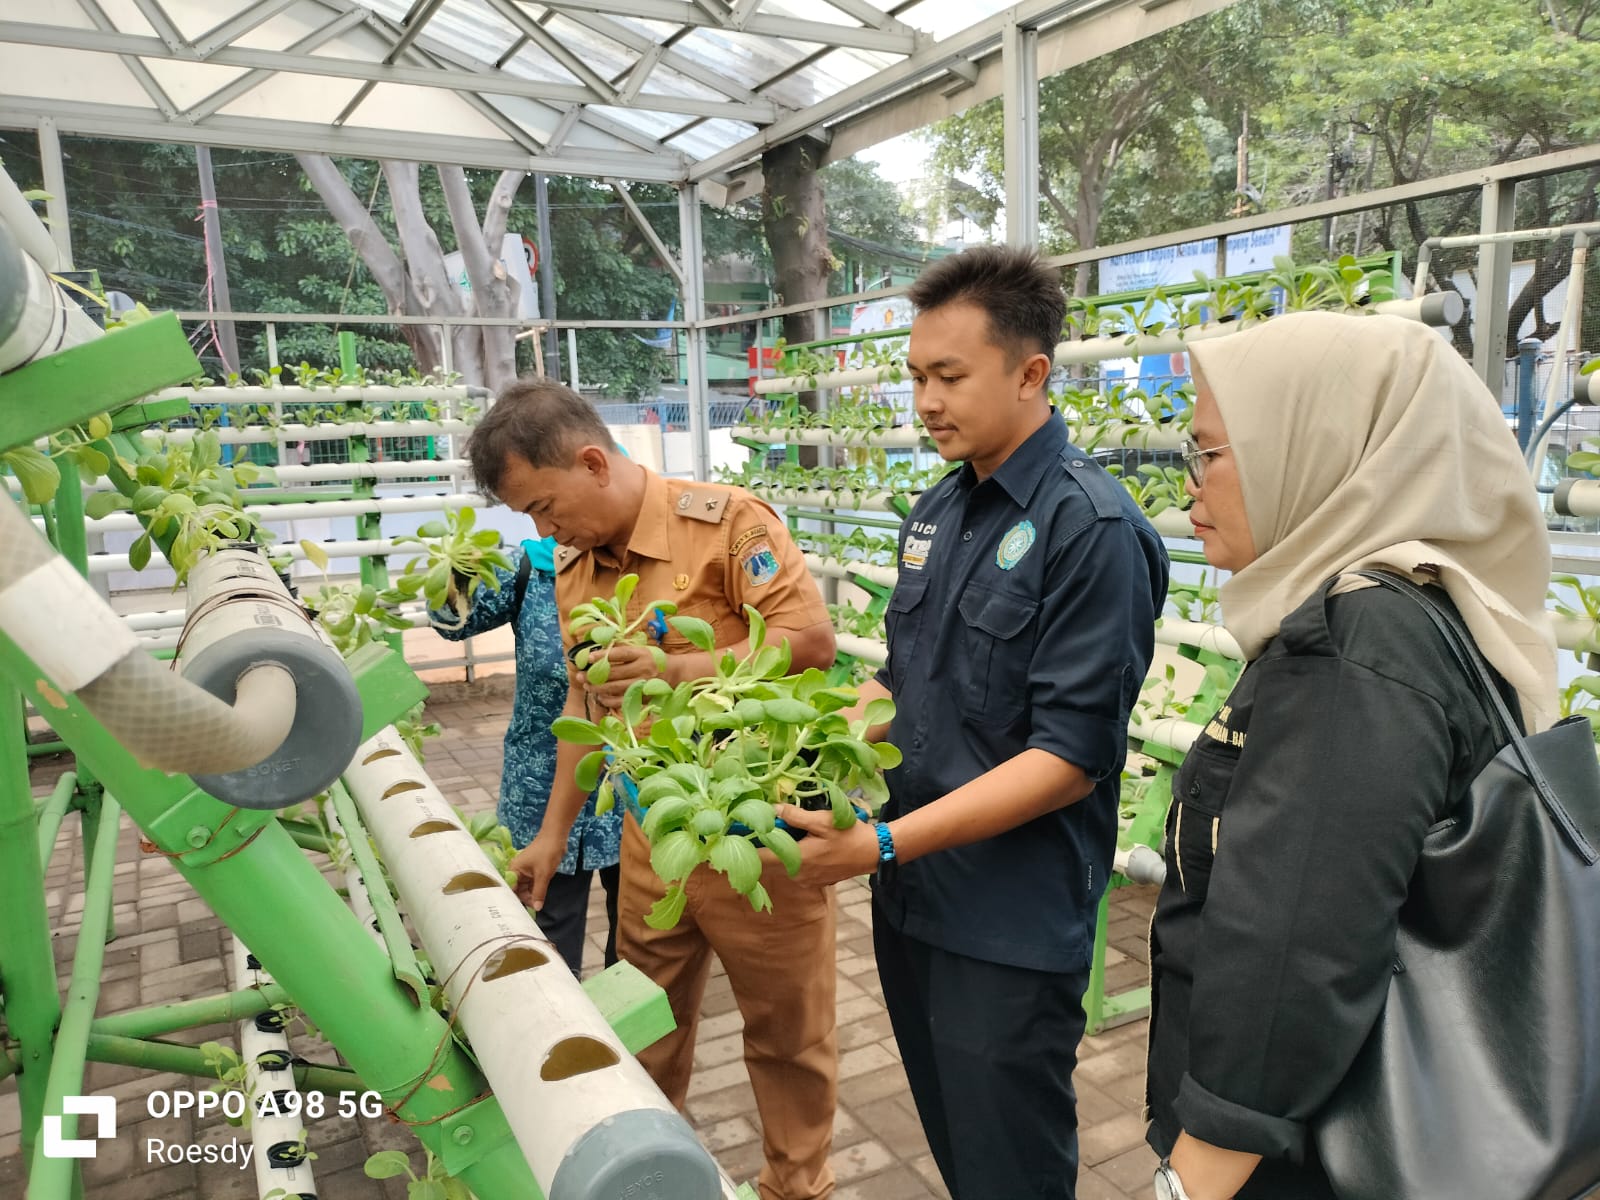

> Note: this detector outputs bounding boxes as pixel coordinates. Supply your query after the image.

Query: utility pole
[195,145,240,374]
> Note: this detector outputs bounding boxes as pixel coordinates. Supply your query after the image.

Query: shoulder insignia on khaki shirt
[674,486,729,524]
[552,544,582,574]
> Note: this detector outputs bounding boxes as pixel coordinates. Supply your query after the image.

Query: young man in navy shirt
[780,245,1169,1199]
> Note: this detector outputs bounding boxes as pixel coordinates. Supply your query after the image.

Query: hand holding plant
[552,576,901,929]
[393,507,513,627]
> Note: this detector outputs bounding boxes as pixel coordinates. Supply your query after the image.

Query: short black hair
[906,245,1064,364]
[466,376,612,499]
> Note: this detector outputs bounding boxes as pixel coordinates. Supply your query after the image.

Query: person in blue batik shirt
[429,535,621,974]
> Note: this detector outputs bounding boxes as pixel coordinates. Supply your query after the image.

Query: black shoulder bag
[1311,571,1600,1200]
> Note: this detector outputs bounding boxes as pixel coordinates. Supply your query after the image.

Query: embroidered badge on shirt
[673,573,690,590]
[996,520,1036,570]
[738,541,781,586]
[902,520,937,570]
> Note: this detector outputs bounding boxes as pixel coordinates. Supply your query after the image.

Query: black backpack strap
[512,550,533,624]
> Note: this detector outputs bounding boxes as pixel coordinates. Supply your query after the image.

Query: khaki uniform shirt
[551,469,826,681]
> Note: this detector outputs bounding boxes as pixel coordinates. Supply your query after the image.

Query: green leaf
[412,1181,447,1200]
[645,883,689,930]
[758,826,802,876]
[299,539,330,572]
[575,750,608,791]
[551,716,607,745]
[637,774,688,807]
[863,697,895,727]
[650,829,704,883]
[83,490,125,519]
[764,698,820,725]
[745,604,768,650]
[873,742,903,769]
[621,680,646,729]
[743,880,773,914]
[363,1150,413,1180]
[416,520,448,538]
[587,657,612,686]
[642,794,694,839]
[709,835,763,894]
[4,447,60,504]
[596,778,615,814]
[691,809,727,838]
[128,532,152,572]
[616,573,639,609]
[667,615,717,652]
[729,799,776,834]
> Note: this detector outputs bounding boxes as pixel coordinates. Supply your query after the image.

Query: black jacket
[1145,577,1514,1198]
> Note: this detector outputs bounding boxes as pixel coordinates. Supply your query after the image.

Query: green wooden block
[0,314,200,451]
[581,960,677,1056]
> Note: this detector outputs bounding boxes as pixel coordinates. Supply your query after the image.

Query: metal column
[35,118,72,269]
[679,184,711,481]
[1002,19,1039,249]
[1472,178,1518,396]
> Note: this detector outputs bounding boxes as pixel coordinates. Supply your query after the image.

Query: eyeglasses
[1179,439,1231,488]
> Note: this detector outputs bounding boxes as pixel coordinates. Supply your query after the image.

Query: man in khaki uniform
[466,378,840,1200]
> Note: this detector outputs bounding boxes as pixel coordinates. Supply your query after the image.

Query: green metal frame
[0,314,698,1200]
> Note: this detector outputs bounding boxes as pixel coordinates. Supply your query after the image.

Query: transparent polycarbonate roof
[0,0,1108,182]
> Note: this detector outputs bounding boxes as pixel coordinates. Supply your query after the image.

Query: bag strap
[512,551,533,625]
[1355,571,1597,862]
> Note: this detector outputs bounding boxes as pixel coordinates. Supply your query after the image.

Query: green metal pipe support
[0,635,540,1197]
[91,982,292,1040]
[86,1034,361,1096]
[51,455,89,577]
[35,769,77,868]
[273,816,334,855]
[0,689,63,1178]
[26,739,68,758]
[27,793,121,1200]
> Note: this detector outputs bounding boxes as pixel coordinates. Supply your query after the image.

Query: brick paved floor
[4,681,1158,1200]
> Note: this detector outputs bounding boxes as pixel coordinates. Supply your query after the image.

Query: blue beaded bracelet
[874,821,896,863]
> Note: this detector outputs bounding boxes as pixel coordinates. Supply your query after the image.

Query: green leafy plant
[392,507,513,625]
[364,1148,471,1200]
[554,576,900,928]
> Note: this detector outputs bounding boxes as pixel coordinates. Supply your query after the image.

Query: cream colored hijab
[1189,310,1558,731]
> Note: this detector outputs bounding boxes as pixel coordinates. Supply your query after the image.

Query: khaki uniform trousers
[617,815,838,1200]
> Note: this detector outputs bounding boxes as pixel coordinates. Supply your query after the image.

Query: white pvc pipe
[834,633,888,666]
[729,425,924,447]
[1113,843,1167,887]
[87,537,422,577]
[1154,618,1243,659]
[267,459,471,483]
[758,297,1461,393]
[1148,507,1196,539]
[229,939,319,1200]
[804,555,899,589]
[0,165,63,272]
[85,492,486,532]
[344,728,718,1200]
[748,487,914,513]
[159,420,475,446]
[156,385,482,405]
[1068,422,1187,451]
[1127,715,1204,756]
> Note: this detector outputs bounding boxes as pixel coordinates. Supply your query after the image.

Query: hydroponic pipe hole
[482,946,549,979]
[539,1036,620,1081]
[362,748,402,765]
[381,780,426,800]
[409,819,457,837]
[441,872,500,894]
[255,1050,291,1072]
[265,1138,308,1167]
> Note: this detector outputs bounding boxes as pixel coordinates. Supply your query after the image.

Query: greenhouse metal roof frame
[0,0,1232,190]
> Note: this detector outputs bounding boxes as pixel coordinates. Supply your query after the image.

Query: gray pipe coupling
[177,547,362,808]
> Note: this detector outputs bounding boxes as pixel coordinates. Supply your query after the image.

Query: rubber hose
[0,490,297,774]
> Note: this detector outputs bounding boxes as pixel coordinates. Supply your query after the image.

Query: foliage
[392,507,514,624]
[363,1148,471,1200]
[555,575,899,927]
[84,429,272,581]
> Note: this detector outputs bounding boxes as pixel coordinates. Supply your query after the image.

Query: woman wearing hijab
[429,534,622,974]
[1143,311,1558,1199]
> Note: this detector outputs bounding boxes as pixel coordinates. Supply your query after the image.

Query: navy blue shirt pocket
[956,585,1038,723]
[885,575,931,687]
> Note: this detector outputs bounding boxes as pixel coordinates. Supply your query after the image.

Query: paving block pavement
[7,687,1159,1200]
